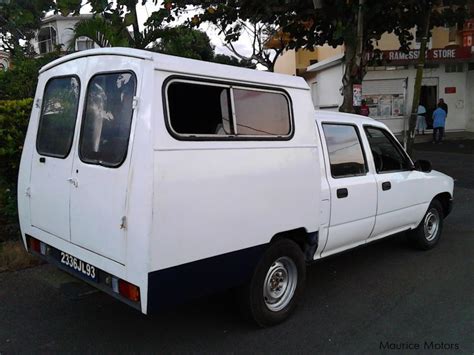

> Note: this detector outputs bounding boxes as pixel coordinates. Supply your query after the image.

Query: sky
[80,1,254,58]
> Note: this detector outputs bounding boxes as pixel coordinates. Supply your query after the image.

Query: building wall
[306,64,344,109]
[307,63,469,133]
[296,49,318,70]
[274,49,297,75]
[365,66,467,132]
[466,70,474,132]
[274,45,343,75]
[316,45,344,61]
[55,19,80,51]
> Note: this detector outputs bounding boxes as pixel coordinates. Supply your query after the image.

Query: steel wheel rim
[424,208,440,242]
[263,256,297,312]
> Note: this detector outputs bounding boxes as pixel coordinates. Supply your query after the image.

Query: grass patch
[0,240,43,272]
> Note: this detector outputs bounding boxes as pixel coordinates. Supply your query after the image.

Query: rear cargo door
[69,56,142,264]
[30,61,85,241]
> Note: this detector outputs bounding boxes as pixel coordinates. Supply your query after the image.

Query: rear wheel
[240,239,306,327]
[408,199,444,250]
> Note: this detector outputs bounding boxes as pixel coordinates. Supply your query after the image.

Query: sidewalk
[414,131,474,155]
[413,130,474,144]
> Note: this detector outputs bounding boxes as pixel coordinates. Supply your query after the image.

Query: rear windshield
[36,76,80,158]
[79,72,137,167]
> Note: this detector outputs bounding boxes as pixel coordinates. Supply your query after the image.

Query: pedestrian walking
[438,98,448,115]
[360,99,370,116]
[416,104,427,135]
[432,103,447,144]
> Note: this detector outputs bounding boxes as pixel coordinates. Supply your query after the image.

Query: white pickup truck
[18,48,453,327]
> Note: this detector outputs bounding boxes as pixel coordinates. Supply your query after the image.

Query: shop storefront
[306,46,474,133]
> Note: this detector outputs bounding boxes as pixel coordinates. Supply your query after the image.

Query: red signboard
[445,87,456,94]
[366,47,473,64]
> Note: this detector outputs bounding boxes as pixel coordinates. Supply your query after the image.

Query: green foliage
[0,99,32,185]
[71,0,172,49]
[0,53,60,100]
[0,0,55,54]
[153,26,214,61]
[151,26,257,68]
[0,99,33,221]
[68,17,132,49]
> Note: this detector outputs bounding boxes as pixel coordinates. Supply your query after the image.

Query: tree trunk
[340,42,357,113]
[339,0,364,113]
[406,8,431,155]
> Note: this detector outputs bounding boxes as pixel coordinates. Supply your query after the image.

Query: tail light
[29,238,41,253]
[118,280,140,302]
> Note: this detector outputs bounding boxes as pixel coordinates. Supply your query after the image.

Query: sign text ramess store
[366,47,472,64]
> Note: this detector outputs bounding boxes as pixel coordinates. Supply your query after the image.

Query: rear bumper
[25,235,141,312]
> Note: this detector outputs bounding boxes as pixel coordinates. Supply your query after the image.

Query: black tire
[408,199,444,250]
[240,239,306,327]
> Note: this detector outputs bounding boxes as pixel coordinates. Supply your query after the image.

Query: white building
[0,50,10,71]
[30,14,98,56]
[306,47,474,134]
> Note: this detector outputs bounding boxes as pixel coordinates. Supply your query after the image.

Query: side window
[165,80,292,139]
[322,124,367,178]
[36,76,80,158]
[364,126,411,173]
[233,89,290,136]
[79,72,137,167]
[167,82,232,136]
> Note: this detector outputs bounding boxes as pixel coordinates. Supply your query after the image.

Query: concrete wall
[364,65,468,132]
[306,63,470,133]
[306,64,344,109]
[466,71,474,132]
[274,49,297,75]
[56,19,80,51]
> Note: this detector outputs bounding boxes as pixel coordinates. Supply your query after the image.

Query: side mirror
[414,159,432,173]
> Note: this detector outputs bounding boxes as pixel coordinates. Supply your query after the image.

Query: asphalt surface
[1,144,473,354]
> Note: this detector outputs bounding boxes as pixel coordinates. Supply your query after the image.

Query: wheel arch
[270,227,319,262]
[433,192,453,218]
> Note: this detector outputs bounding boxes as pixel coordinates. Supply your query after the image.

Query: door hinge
[25,187,31,198]
[132,96,139,110]
[120,216,127,230]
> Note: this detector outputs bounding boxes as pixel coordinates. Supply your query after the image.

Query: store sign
[367,47,472,64]
[445,87,456,94]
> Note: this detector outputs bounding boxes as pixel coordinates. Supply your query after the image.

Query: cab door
[29,61,85,241]
[318,122,377,257]
[363,126,426,240]
[69,56,141,264]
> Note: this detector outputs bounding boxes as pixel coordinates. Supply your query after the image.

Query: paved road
[1,147,473,354]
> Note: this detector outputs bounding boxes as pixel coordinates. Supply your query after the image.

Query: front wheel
[408,199,444,250]
[240,239,306,327]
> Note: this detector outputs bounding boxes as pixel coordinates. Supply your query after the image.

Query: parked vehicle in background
[18,48,454,326]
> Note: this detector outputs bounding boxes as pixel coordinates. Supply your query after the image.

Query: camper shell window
[164,78,292,140]
[79,71,137,168]
[36,76,80,158]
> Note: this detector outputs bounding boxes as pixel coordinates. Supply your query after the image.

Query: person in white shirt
[416,104,427,135]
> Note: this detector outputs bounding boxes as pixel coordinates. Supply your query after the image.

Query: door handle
[337,188,348,198]
[382,181,391,191]
[67,178,79,188]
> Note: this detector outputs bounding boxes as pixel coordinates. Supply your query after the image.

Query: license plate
[59,251,97,282]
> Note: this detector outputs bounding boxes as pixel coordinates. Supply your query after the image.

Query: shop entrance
[420,85,438,129]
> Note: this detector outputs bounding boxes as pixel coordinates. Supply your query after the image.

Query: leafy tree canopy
[0,52,60,99]
[0,0,55,54]
[152,25,256,68]
[152,25,214,61]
